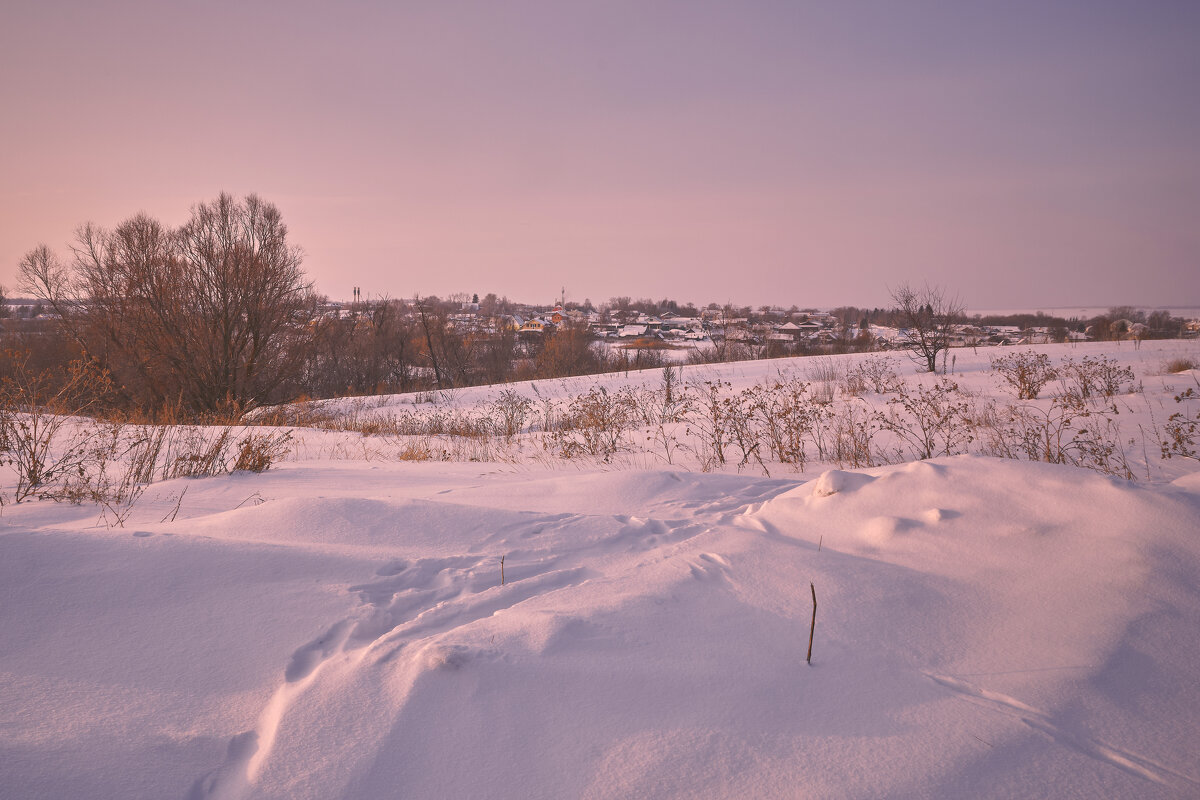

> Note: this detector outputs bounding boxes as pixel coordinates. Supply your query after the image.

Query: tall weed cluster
[1161,385,1199,461]
[307,353,1152,480]
[0,354,292,511]
[979,352,1140,478]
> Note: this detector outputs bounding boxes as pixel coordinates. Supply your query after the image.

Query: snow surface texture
[2,341,1200,799]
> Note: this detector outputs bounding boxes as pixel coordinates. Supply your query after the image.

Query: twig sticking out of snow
[807,582,817,666]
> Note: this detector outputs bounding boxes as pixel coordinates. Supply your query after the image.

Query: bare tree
[19,194,312,414]
[477,315,518,384]
[889,283,964,373]
[173,194,311,410]
[414,295,449,388]
[306,298,418,396]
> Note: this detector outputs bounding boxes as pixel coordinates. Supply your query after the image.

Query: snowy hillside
[3,340,1200,798]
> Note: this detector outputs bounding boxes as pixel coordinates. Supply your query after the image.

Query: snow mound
[811,468,877,497]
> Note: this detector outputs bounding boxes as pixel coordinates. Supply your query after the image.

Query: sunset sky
[2,0,1197,310]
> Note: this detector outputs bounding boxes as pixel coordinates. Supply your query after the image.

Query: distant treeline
[969,307,1187,338]
[3,195,1193,421]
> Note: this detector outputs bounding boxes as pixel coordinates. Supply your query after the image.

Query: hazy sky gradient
[3,0,1198,309]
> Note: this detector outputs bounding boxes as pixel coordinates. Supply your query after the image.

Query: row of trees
[5,195,1191,418]
[305,300,670,397]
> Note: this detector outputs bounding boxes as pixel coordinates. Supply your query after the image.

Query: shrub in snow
[846,355,903,395]
[233,431,293,473]
[1161,387,1199,461]
[0,354,112,503]
[980,392,1132,478]
[687,380,733,471]
[1163,357,1198,375]
[754,378,828,470]
[1058,355,1136,401]
[549,386,638,460]
[636,369,695,465]
[991,351,1057,400]
[829,400,879,469]
[490,389,533,442]
[874,379,974,461]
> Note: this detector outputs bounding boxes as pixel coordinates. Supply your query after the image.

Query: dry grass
[1164,357,1198,374]
[2,349,1177,508]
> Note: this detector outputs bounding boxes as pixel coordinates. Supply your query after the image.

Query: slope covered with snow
[3,342,1200,798]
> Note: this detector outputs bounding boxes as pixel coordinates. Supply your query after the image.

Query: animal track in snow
[191,550,589,799]
[688,552,732,582]
[519,512,582,539]
[613,515,705,552]
[285,619,353,682]
[375,565,589,658]
[926,672,1199,789]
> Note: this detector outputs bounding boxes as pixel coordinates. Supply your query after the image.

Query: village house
[518,318,550,335]
[618,323,651,338]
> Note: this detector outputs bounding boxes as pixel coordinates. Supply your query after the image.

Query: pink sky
[2,0,1197,309]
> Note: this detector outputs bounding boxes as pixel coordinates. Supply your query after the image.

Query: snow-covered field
[3,340,1200,798]
[596,336,713,363]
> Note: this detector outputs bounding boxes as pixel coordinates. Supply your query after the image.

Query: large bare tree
[18,194,312,414]
[890,283,964,373]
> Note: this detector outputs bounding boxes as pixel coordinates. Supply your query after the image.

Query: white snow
[3,340,1200,798]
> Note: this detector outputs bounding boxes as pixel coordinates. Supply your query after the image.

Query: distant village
[4,293,1195,376]
[3,291,1197,402]
[7,294,1196,361]
[303,295,1199,360]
